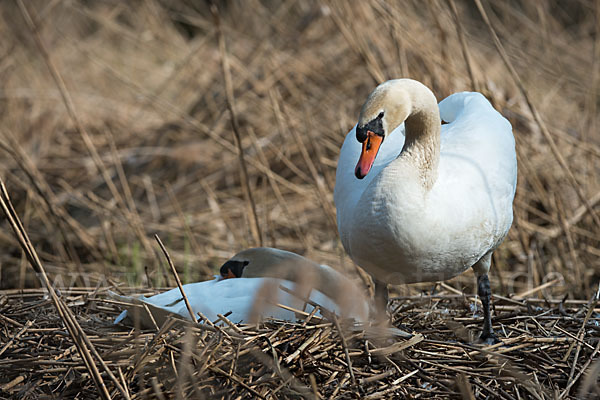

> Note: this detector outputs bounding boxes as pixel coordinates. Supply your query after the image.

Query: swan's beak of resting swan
[219,260,248,280]
[355,131,384,179]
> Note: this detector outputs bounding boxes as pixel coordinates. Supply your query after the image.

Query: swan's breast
[346,157,505,283]
[347,163,446,282]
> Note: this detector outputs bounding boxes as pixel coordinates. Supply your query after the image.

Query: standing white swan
[334,79,517,342]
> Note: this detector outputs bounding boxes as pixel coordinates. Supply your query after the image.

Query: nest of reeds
[0,286,599,399]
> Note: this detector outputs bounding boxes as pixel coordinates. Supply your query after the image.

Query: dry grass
[0,0,599,398]
[1,287,599,398]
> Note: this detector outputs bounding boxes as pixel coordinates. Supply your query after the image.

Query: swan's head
[218,247,309,280]
[218,247,370,321]
[355,80,412,179]
[219,258,249,279]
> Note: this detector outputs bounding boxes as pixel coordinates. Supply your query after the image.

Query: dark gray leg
[373,279,389,321]
[477,273,499,344]
[375,280,388,310]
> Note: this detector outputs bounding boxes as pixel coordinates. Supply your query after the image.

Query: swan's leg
[373,279,389,321]
[477,273,498,344]
[472,253,499,344]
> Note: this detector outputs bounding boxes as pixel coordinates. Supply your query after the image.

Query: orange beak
[355,131,384,179]
[220,269,237,280]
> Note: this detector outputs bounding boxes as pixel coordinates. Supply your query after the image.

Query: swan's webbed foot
[476,273,500,345]
[477,331,500,345]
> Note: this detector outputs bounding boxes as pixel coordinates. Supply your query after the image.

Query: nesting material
[0,287,598,399]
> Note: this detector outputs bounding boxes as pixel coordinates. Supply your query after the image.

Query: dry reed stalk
[154,234,197,323]
[332,315,356,386]
[15,0,161,269]
[328,0,385,85]
[247,126,311,250]
[0,180,128,399]
[473,0,600,229]
[165,183,212,276]
[0,288,599,398]
[270,89,338,230]
[211,3,263,247]
[448,0,478,91]
[0,130,97,259]
[199,178,245,245]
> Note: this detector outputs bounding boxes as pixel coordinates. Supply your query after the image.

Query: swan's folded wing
[439,92,516,199]
[437,92,517,246]
[439,92,515,185]
[110,291,184,329]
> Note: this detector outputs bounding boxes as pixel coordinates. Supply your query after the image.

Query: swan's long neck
[243,252,346,298]
[397,84,441,190]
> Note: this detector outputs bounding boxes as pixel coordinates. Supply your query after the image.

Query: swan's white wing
[334,123,406,254]
[439,92,516,190]
[114,277,364,329]
[434,92,517,250]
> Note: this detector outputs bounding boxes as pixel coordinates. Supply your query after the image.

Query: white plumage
[114,247,369,328]
[334,79,516,285]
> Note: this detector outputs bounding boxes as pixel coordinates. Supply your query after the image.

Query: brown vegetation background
[1,0,599,301]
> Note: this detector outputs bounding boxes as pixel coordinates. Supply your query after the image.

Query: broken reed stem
[0,180,129,400]
[473,0,600,229]
[560,297,599,398]
[211,3,263,247]
[563,340,600,399]
[333,315,356,386]
[154,234,197,323]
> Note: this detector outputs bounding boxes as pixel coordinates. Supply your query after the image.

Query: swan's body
[114,248,369,328]
[334,79,516,341]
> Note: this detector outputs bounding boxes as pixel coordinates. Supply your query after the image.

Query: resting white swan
[334,79,517,342]
[113,247,369,328]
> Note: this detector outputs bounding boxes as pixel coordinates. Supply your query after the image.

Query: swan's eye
[357,113,384,143]
[356,126,368,142]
